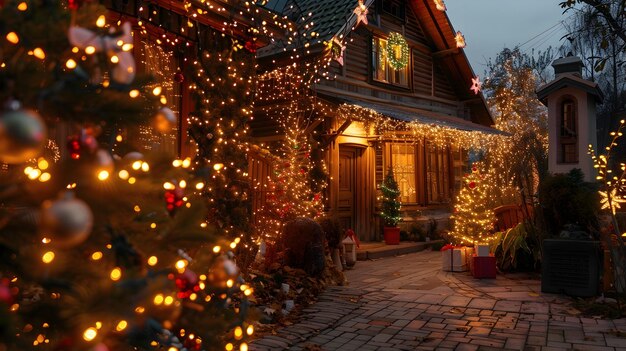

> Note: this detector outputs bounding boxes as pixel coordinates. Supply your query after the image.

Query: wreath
[386,32,409,70]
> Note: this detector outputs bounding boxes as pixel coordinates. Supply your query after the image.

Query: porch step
[356,240,443,261]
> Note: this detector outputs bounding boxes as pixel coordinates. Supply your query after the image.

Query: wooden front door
[338,147,357,231]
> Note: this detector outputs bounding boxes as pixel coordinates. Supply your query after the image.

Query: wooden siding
[326,0,467,120]
[413,49,432,96]
[345,30,370,81]
[404,1,430,47]
[433,60,457,100]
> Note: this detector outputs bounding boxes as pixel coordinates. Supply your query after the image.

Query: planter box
[383,227,400,245]
[541,239,601,297]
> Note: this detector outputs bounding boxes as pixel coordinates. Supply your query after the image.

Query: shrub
[537,169,600,237]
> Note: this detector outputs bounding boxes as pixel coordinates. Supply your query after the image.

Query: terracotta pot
[383,227,400,245]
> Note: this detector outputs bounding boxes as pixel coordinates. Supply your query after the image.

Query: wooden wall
[319,0,463,117]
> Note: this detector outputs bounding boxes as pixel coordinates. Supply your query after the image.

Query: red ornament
[68,0,87,10]
[66,129,98,160]
[165,186,185,216]
[468,181,476,189]
[0,278,12,304]
[174,269,200,299]
[174,72,185,83]
[183,336,202,350]
[244,40,257,53]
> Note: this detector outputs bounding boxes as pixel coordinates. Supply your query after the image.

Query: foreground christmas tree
[0,1,253,350]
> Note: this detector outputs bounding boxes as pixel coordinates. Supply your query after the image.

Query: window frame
[558,97,578,164]
[386,140,452,206]
[371,36,411,89]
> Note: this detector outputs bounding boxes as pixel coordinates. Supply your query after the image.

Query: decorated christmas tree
[0,1,253,350]
[253,101,327,245]
[381,168,401,227]
[450,165,496,244]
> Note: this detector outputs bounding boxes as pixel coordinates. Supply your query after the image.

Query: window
[426,142,450,203]
[559,99,578,164]
[391,143,417,203]
[380,0,406,21]
[372,37,409,87]
[384,141,452,205]
[125,38,180,157]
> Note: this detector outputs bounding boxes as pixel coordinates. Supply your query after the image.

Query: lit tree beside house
[450,166,496,244]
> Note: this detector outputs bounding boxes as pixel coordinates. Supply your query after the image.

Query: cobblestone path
[250,250,626,351]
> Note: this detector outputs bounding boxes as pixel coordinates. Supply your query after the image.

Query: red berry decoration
[183,336,202,350]
[174,269,200,299]
[244,40,257,53]
[68,0,87,10]
[67,137,81,160]
[468,181,476,189]
[66,129,98,160]
[165,185,185,216]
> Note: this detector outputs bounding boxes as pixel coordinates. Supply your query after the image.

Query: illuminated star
[470,76,482,95]
[455,31,466,49]
[433,0,446,11]
[330,37,346,66]
[354,0,368,26]
[600,188,626,214]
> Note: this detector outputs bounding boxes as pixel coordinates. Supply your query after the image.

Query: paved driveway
[250,250,626,350]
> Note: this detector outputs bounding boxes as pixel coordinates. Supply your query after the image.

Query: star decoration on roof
[328,37,346,66]
[455,31,466,49]
[354,0,369,26]
[470,76,482,95]
[433,0,446,11]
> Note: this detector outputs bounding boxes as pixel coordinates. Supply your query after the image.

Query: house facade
[254,0,500,241]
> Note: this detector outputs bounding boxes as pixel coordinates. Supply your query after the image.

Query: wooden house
[253,0,502,241]
[94,0,280,156]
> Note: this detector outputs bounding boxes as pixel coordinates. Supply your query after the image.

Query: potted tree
[381,167,401,245]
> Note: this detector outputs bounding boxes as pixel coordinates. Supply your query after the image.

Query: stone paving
[250,250,626,351]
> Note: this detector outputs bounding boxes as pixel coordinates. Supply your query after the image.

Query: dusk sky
[446,0,569,76]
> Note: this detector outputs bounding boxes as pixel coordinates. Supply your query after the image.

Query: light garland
[386,32,410,70]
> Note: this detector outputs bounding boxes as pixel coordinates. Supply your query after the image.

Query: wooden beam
[432,47,459,58]
[320,118,353,147]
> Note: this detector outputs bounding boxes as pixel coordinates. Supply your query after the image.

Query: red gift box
[471,254,496,279]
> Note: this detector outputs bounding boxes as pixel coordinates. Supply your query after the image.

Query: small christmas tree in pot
[381,167,402,245]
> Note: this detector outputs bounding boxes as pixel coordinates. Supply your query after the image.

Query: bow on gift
[440,243,461,251]
[68,22,136,84]
[344,229,360,248]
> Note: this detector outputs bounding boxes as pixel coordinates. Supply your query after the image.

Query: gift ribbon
[345,229,360,248]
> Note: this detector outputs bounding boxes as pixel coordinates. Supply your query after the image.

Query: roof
[536,73,604,104]
[257,0,373,56]
[257,0,493,127]
[322,93,506,135]
[410,0,492,126]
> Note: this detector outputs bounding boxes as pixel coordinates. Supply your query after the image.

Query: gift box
[464,246,474,266]
[471,254,496,279]
[475,243,491,257]
[441,245,468,272]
